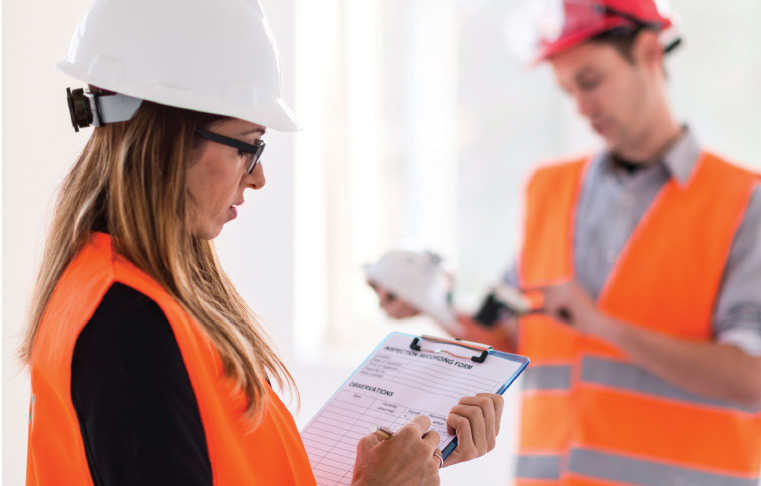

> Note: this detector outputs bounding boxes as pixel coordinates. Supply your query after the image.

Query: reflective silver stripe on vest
[568,448,759,486]
[516,454,561,480]
[580,356,761,413]
[522,365,571,391]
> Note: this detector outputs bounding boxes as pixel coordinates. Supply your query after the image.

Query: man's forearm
[596,316,761,408]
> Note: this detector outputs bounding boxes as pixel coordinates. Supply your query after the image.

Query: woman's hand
[351,415,442,486]
[442,393,504,467]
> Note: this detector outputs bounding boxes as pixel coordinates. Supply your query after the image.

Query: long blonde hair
[21,100,297,421]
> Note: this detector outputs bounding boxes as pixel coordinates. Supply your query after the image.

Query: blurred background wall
[3,0,760,484]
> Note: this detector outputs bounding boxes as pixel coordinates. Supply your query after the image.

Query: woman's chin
[191,223,224,241]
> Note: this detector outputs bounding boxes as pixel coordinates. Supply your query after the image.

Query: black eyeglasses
[196,129,266,175]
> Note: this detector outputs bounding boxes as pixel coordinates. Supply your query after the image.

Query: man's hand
[369,282,421,319]
[532,280,610,338]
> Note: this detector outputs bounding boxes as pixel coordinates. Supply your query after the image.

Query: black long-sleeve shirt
[71,283,213,486]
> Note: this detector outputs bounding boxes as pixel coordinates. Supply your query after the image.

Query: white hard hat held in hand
[57,0,300,132]
[364,249,461,333]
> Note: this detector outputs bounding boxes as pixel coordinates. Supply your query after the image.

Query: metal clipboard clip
[409,334,493,363]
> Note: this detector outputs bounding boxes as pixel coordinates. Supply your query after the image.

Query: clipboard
[301,332,529,486]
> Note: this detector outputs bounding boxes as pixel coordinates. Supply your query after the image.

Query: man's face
[549,40,655,154]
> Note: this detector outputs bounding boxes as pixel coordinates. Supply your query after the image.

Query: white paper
[300,333,526,486]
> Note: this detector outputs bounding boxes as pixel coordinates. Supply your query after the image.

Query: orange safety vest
[516,152,761,486]
[26,233,316,486]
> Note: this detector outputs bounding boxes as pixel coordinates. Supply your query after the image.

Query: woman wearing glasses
[21,0,503,485]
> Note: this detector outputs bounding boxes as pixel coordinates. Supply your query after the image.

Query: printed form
[300,333,527,486]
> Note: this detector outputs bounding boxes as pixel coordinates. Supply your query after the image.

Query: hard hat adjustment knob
[66,87,92,132]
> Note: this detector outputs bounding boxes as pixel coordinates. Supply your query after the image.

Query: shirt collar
[601,126,701,188]
[661,127,702,187]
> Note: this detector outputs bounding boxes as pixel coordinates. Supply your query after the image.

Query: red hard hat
[534,0,675,62]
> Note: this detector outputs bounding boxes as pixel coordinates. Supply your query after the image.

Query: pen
[371,425,394,441]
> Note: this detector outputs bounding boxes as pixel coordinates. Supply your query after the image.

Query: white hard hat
[364,249,460,333]
[57,0,300,132]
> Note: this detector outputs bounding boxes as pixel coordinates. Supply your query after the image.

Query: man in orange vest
[373,0,761,484]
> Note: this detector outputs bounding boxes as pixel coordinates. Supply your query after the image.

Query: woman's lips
[228,200,244,220]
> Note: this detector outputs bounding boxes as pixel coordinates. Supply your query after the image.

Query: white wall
[4,1,96,484]
[4,0,761,485]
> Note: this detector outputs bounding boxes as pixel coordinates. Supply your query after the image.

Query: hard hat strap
[663,37,682,54]
[592,4,682,56]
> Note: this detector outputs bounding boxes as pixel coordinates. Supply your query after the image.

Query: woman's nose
[245,161,266,190]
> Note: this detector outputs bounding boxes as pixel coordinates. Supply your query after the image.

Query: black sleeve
[71,283,213,486]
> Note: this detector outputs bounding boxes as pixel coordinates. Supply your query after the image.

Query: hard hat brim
[534,17,627,63]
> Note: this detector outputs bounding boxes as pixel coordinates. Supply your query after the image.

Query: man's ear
[634,30,663,72]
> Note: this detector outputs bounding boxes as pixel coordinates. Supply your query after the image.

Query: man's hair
[590,26,647,64]
[590,26,669,78]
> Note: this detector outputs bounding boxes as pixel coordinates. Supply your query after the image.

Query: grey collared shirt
[503,129,761,355]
